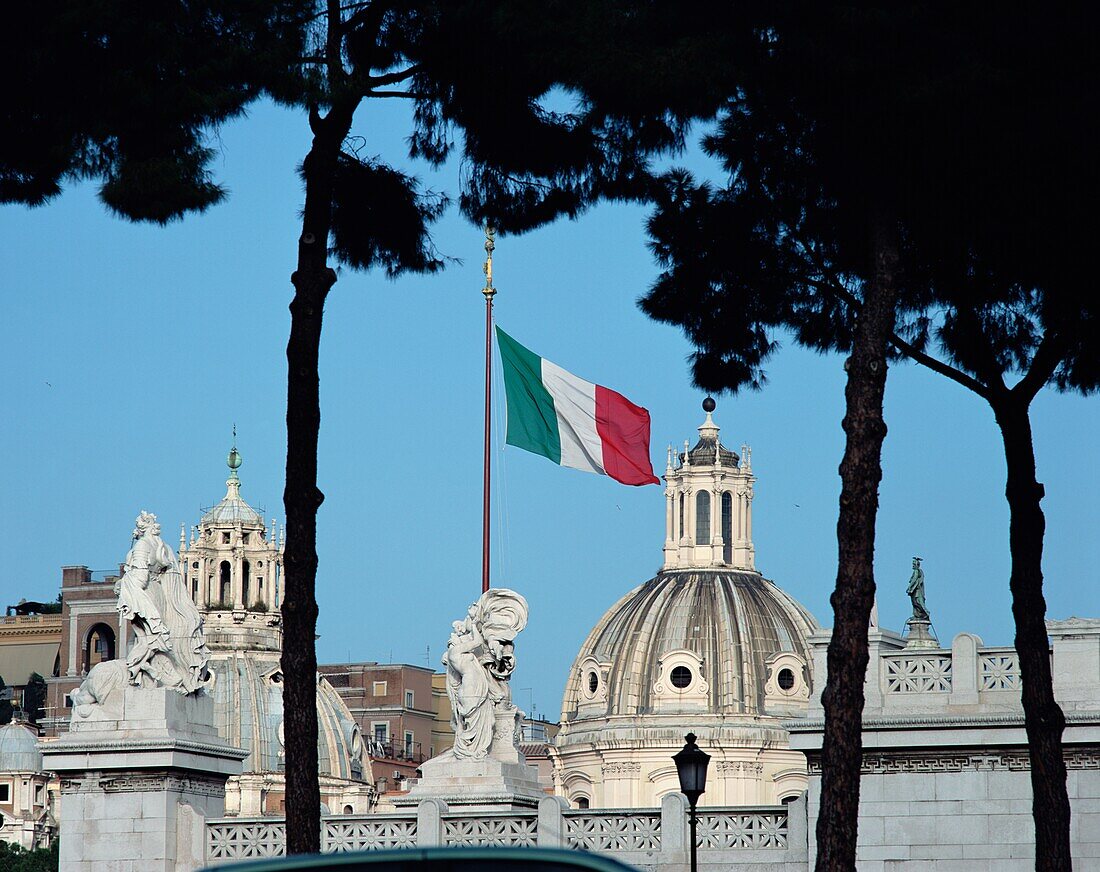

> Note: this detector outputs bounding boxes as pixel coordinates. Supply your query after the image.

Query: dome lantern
[663,399,755,570]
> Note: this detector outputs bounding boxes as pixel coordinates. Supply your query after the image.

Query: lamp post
[673,732,710,872]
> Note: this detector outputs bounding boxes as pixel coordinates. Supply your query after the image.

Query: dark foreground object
[206,846,641,872]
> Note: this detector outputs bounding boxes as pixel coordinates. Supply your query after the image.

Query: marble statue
[441,588,528,760]
[907,556,929,622]
[73,512,211,717]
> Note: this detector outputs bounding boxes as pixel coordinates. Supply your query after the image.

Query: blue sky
[1,98,1096,719]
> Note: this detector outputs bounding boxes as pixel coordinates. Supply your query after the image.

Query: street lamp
[673,733,710,872]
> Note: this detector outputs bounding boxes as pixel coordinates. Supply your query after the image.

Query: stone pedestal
[394,752,546,812]
[904,618,938,649]
[43,685,246,872]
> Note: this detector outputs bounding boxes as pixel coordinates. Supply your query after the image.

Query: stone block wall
[793,620,1100,870]
[803,762,1100,870]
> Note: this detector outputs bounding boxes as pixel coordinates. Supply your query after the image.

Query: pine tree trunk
[814,221,898,872]
[992,399,1071,871]
[282,107,351,855]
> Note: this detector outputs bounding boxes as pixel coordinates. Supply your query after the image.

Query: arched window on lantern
[722,491,733,563]
[219,561,231,605]
[696,491,711,545]
[242,560,251,607]
[678,493,685,540]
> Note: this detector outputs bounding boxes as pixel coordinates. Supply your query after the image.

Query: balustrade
[204,802,794,864]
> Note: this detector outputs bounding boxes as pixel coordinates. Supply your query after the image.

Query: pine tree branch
[342,0,395,36]
[295,2,370,27]
[794,239,993,399]
[954,307,1009,396]
[326,0,346,89]
[820,279,992,399]
[366,65,420,88]
[887,328,993,400]
[1012,330,1070,404]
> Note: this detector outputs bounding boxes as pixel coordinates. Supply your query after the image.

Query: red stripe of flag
[595,386,660,486]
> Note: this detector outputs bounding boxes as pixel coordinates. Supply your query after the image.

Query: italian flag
[496,326,659,487]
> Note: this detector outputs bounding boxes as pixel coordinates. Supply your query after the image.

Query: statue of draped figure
[441,588,528,760]
[115,511,211,693]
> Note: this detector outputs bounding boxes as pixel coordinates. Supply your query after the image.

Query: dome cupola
[663,399,756,571]
[0,722,43,773]
[179,438,284,650]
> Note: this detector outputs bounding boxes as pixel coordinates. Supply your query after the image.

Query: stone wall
[791,620,1100,870]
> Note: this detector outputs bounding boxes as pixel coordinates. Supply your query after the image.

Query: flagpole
[481,226,496,594]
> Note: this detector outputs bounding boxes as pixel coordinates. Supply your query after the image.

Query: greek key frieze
[807,749,1100,775]
[98,773,226,797]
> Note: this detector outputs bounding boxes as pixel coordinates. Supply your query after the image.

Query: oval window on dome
[587,671,599,694]
[778,668,796,691]
[670,665,692,689]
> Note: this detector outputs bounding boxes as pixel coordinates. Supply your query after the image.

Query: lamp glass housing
[673,733,711,799]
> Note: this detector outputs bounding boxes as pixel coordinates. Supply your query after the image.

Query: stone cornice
[787,710,1100,732]
[43,736,249,760]
[0,626,62,639]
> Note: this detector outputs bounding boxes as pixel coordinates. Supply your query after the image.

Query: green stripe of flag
[496,326,561,464]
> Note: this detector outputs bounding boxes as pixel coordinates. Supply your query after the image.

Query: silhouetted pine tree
[2,1,718,851]
[639,6,1094,869]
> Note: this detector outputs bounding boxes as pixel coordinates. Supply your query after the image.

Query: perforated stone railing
[979,650,1021,691]
[207,818,286,861]
[883,653,953,693]
[205,798,805,867]
[695,809,788,849]
[564,809,662,851]
[326,816,418,852]
[443,813,537,847]
[871,640,1036,706]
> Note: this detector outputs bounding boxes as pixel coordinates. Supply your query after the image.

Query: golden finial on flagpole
[483,224,496,300]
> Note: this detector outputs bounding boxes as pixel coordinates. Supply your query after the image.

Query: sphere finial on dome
[699,397,719,440]
[227,424,242,479]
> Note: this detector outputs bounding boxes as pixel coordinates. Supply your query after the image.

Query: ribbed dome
[562,570,817,720]
[681,434,739,467]
[0,722,42,772]
[200,478,264,527]
[209,650,366,781]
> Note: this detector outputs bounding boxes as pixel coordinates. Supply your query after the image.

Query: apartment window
[404,731,414,757]
[404,689,414,708]
[372,681,387,696]
[372,722,389,743]
[0,783,9,802]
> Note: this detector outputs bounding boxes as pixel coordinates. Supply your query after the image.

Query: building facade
[0,605,61,723]
[318,662,436,790]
